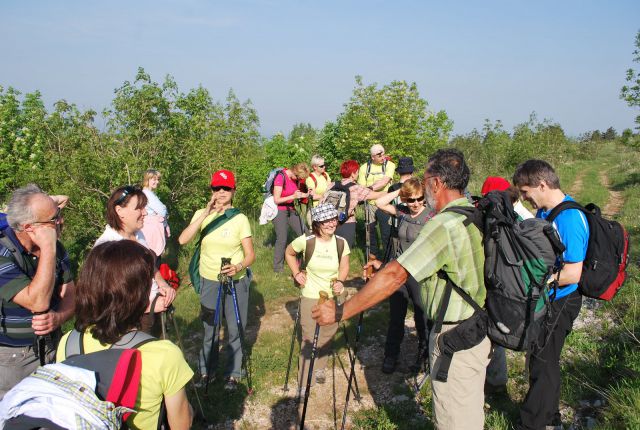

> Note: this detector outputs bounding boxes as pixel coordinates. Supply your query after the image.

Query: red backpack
[547,201,630,300]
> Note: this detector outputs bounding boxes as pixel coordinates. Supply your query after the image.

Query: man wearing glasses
[357,144,396,259]
[0,184,75,399]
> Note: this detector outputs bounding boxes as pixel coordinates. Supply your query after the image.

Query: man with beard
[313,149,490,430]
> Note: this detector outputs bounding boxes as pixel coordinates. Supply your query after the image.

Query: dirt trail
[568,171,585,197]
[599,171,624,217]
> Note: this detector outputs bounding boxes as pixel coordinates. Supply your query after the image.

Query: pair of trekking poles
[282,202,371,430]
[203,257,253,394]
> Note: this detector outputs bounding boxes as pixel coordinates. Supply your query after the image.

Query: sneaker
[315,369,326,384]
[194,374,209,388]
[381,356,398,374]
[224,376,238,391]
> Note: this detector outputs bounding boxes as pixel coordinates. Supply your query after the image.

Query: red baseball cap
[210,170,236,188]
[481,176,510,196]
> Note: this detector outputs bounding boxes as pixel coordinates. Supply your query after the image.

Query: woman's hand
[293,271,307,287]
[293,190,308,200]
[205,194,217,215]
[220,263,243,277]
[331,280,345,295]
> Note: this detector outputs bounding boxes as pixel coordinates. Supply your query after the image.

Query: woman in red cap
[178,170,255,390]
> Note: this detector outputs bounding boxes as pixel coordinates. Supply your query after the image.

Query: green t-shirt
[191,209,252,280]
[291,234,350,299]
[397,198,485,322]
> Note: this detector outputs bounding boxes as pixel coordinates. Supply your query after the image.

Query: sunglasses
[404,196,425,203]
[114,185,140,206]
[211,186,234,192]
[317,164,326,168]
[32,207,62,226]
[374,151,384,157]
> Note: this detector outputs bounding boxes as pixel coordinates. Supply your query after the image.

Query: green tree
[334,76,453,168]
[621,30,640,130]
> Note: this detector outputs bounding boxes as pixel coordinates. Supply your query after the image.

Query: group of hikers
[0,143,622,430]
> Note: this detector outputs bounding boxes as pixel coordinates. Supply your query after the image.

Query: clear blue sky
[2,0,639,137]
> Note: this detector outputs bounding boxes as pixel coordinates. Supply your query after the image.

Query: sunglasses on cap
[114,185,141,206]
[31,207,63,226]
[404,196,425,203]
[211,186,234,192]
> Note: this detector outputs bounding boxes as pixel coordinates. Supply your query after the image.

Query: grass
[162,140,640,429]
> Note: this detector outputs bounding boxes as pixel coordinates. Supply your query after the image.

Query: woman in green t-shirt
[285,203,350,400]
[178,169,255,391]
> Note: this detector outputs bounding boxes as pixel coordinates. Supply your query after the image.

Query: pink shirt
[274,169,299,211]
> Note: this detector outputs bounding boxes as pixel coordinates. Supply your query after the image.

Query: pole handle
[318,290,329,305]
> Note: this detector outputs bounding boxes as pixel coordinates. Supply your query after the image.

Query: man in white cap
[357,144,396,259]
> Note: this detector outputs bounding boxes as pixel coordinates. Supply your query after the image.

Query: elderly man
[357,144,396,259]
[0,184,75,399]
[314,149,490,430]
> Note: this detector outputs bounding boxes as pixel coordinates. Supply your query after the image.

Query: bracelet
[237,262,244,271]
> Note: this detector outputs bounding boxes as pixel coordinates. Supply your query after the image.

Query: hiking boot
[224,376,238,391]
[409,342,427,373]
[484,381,508,395]
[381,356,398,374]
[315,369,326,384]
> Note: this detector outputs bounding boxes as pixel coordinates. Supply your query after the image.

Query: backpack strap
[65,329,157,359]
[0,231,28,275]
[309,173,318,188]
[442,206,484,234]
[336,237,345,262]
[304,236,316,269]
[433,271,484,334]
[545,200,586,223]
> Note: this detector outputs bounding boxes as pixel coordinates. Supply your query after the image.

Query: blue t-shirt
[537,195,589,301]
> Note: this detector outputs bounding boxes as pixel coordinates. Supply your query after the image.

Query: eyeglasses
[114,185,140,206]
[211,186,234,192]
[32,207,62,226]
[404,196,425,203]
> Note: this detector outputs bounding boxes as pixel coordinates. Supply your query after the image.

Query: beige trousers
[298,297,339,389]
[429,323,491,430]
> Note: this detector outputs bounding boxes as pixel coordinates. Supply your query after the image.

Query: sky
[1,0,639,138]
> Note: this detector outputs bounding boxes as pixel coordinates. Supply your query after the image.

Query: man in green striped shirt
[313,149,490,430]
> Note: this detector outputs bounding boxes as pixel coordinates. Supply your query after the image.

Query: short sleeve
[0,257,30,302]
[305,176,315,190]
[555,210,589,263]
[190,208,206,225]
[273,171,286,187]
[357,164,367,186]
[341,238,351,257]
[238,214,252,239]
[385,161,396,178]
[290,234,307,254]
[157,341,194,397]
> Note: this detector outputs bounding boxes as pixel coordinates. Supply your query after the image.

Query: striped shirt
[397,197,486,322]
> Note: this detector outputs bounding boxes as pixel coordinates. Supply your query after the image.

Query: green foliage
[334,76,453,168]
[451,113,584,189]
[620,30,640,130]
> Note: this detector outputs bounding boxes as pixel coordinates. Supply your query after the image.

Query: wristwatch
[334,301,344,323]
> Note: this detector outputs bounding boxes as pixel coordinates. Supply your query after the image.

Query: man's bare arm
[312,260,408,325]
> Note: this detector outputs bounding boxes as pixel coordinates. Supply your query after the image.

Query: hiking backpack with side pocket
[262,168,286,198]
[321,182,355,224]
[546,201,630,301]
[444,191,566,351]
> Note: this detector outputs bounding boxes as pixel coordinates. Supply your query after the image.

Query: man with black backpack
[0,184,76,399]
[313,149,490,430]
[512,160,587,430]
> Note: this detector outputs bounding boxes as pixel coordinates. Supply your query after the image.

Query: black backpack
[442,191,565,351]
[547,201,630,301]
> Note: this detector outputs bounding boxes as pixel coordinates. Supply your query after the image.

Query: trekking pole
[340,263,374,430]
[339,324,361,401]
[166,306,208,424]
[294,199,306,234]
[205,281,224,393]
[227,276,254,394]
[300,291,330,430]
[283,298,301,392]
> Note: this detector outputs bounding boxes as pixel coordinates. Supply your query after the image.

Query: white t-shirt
[93,225,158,298]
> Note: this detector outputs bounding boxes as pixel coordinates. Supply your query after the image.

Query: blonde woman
[141,169,170,258]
